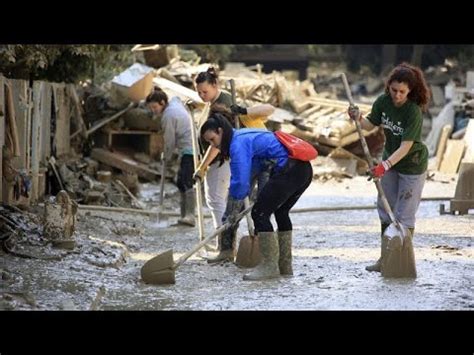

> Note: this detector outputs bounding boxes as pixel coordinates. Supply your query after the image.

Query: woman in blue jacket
[200,113,313,281]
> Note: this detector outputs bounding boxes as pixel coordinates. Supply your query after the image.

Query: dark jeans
[177,154,194,193]
[251,159,313,233]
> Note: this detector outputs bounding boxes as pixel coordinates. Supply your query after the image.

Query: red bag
[274,131,318,161]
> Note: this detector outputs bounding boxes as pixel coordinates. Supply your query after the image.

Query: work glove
[368,160,392,180]
[192,164,208,182]
[230,104,248,116]
[226,196,245,226]
[347,105,361,121]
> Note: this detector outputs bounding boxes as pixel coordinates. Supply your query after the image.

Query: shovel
[141,204,253,285]
[340,73,416,278]
[235,197,261,268]
[152,152,168,228]
[187,103,214,253]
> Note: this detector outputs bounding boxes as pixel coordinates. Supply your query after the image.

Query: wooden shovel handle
[173,204,253,269]
[340,73,406,239]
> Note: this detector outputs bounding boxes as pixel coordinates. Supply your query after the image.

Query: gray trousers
[377,170,426,228]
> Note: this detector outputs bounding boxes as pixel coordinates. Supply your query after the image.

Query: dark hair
[209,104,236,127]
[385,62,430,111]
[145,86,168,105]
[200,113,234,163]
[195,67,219,85]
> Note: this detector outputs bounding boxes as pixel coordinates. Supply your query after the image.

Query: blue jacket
[229,129,288,200]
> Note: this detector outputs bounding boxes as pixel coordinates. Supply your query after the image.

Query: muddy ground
[1,173,472,310]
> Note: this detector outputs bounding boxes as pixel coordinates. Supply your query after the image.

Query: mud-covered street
[1,174,472,310]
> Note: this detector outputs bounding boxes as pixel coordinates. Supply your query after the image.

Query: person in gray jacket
[146,87,196,226]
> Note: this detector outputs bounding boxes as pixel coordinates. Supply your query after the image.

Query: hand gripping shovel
[340,73,416,278]
[141,204,253,285]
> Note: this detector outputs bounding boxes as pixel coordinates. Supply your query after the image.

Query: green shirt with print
[367,93,428,174]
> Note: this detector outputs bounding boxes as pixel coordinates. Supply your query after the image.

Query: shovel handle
[159,152,165,207]
[229,79,240,129]
[173,204,253,269]
[187,106,205,242]
[340,73,405,239]
[244,197,255,236]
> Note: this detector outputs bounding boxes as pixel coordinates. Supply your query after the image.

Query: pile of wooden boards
[287,97,375,148]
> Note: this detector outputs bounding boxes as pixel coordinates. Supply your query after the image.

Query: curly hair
[385,62,431,111]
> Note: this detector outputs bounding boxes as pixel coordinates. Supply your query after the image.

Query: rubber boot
[365,223,390,272]
[177,189,195,227]
[243,231,280,281]
[179,192,186,218]
[278,230,293,276]
[206,228,236,263]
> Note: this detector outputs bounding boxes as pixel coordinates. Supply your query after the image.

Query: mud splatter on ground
[1,175,472,310]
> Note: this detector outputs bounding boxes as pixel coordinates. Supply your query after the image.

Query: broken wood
[4,82,20,157]
[114,179,146,209]
[439,139,466,174]
[48,157,64,191]
[153,77,204,105]
[31,81,42,201]
[91,148,160,181]
[463,119,474,162]
[96,171,112,183]
[436,124,453,170]
[86,102,134,137]
[68,84,88,139]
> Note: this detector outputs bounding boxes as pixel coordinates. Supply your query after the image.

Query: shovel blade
[235,235,262,268]
[382,229,417,278]
[142,269,176,285]
[141,249,175,284]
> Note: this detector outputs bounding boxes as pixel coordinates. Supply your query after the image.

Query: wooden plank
[463,119,474,162]
[10,80,29,169]
[31,81,42,201]
[435,124,453,170]
[67,84,87,139]
[25,87,32,172]
[439,140,466,174]
[40,83,52,163]
[300,105,322,118]
[153,77,203,104]
[0,75,4,200]
[316,126,379,148]
[53,84,70,158]
[308,97,372,112]
[85,103,134,137]
[4,81,21,158]
[90,148,161,181]
[306,107,337,122]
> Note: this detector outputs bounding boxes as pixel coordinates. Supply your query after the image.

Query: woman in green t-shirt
[348,62,431,273]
